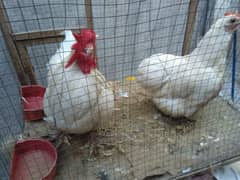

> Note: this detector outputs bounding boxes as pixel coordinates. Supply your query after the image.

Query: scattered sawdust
[20,79,240,180]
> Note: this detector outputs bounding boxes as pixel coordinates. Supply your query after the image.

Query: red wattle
[76,56,97,74]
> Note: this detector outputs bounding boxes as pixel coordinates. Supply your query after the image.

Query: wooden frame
[0,0,94,85]
[0,1,27,85]
[13,28,81,46]
[85,0,94,29]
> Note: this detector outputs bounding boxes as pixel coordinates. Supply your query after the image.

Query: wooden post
[0,1,27,85]
[84,0,98,67]
[16,42,37,84]
[84,0,94,29]
[12,28,80,84]
[182,0,199,55]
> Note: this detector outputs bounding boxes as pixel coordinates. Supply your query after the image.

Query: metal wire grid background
[0,0,240,179]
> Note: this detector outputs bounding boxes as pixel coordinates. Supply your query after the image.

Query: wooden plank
[13,27,80,42]
[0,1,27,85]
[16,42,37,84]
[182,0,199,55]
[13,30,62,41]
[19,36,65,46]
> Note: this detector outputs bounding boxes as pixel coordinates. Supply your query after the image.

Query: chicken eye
[84,47,93,54]
[230,18,236,23]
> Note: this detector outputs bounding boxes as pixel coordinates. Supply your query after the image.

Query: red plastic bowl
[10,139,57,180]
[21,85,46,121]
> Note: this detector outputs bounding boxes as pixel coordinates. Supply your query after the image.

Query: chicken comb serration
[72,29,96,47]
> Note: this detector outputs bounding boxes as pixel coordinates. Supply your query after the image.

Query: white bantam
[44,30,114,134]
[137,12,240,118]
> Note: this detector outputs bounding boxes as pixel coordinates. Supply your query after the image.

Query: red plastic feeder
[10,139,58,180]
[21,85,46,121]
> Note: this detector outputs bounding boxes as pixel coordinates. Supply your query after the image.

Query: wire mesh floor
[21,80,240,180]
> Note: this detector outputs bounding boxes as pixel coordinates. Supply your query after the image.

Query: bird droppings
[102,150,113,157]
[153,113,161,120]
[213,137,220,142]
[118,91,129,98]
[200,142,208,147]
[206,135,214,140]
[114,167,130,175]
[181,167,192,174]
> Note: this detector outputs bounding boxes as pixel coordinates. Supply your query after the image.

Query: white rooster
[137,12,240,118]
[44,29,114,135]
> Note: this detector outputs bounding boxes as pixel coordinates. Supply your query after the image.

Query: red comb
[65,29,97,71]
[73,29,96,46]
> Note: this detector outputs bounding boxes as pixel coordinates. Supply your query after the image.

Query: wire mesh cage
[1,0,240,179]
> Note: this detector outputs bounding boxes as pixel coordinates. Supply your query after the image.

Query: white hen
[137,13,240,118]
[44,30,114,134]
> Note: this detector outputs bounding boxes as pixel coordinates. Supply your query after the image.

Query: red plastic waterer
[10,139,58,180]
[21,85,46,121]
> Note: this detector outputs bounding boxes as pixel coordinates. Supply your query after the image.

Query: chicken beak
[224,12,240,32]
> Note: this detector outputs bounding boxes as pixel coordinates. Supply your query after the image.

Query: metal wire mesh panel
[0,0,240,180]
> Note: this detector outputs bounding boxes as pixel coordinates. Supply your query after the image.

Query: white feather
[137,16,236,118]
[44,31,114,134]
[46,30,75,71]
